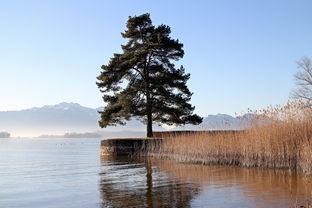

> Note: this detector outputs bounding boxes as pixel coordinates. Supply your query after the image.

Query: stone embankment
[100,138,162,156]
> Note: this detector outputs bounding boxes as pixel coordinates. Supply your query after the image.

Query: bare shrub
[292,57,312,106]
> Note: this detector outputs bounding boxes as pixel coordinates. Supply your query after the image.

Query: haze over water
[0,138,311,208]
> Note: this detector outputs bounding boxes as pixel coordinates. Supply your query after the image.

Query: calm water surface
[0,138,311,208]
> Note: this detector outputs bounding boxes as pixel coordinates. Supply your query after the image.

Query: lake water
[0,138,311,208]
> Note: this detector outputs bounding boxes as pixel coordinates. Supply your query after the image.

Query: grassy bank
[146,101,312,174]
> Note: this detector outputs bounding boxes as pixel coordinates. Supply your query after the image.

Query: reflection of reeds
[148,158,312,206]
[147,101,312,174]
[100,156,312,207]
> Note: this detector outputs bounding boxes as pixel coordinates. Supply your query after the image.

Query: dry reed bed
[146,101,312,174]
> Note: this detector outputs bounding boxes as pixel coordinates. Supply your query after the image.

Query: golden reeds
[147,101,312,174]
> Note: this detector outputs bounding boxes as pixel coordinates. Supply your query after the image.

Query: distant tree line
[63,132,102,138]
[37,132,102,138]
[0,131,10,138]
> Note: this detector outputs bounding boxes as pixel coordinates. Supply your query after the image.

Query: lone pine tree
[97,13,202,137]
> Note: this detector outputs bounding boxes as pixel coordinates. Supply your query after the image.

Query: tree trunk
[146,101,153,137]
[145,62,153,137]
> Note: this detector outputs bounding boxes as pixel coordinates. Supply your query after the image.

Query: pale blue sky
[1,0,312,116]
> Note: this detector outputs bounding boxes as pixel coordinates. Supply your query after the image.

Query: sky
[1,0,312,116]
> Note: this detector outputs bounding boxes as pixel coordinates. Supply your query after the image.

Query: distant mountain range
[0,102,253,137]
[173,113,254,131]
[0,102,163,137]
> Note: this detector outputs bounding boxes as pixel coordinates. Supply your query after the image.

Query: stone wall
[100,138,163,156]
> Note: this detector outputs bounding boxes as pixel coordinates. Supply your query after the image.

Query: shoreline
[100,128,312,175]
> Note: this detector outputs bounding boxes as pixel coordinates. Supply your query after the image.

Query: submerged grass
[146,101,312,174]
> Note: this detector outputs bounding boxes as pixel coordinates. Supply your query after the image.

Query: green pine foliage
[97,13,202,137]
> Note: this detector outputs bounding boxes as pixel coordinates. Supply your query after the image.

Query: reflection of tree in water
[99,156,199,208]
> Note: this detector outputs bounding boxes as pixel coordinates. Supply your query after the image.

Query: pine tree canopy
[97,13,202,137]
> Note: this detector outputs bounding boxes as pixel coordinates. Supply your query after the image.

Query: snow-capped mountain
[0,102,164,137]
